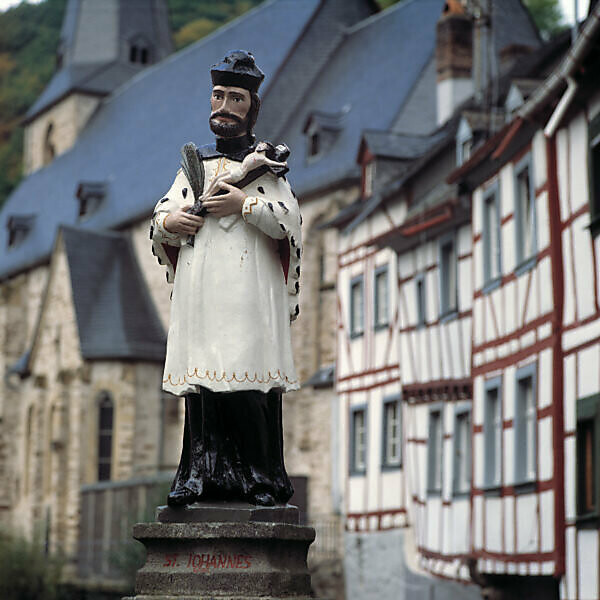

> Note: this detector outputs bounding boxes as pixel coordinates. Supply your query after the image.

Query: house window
[363,162,374,198]
[382,397,401,468]
[427,408,443,494]
[484,378,502,489]
[589,113,600,231]
[439,232,457,317]
[374,266,388,329]
[483,183,501,286]
[416,272,426,326]
[350,276,364,337]
[514,364,537,485]
[97,391,114,481]
[514,155,536,268]
[577,394,600,523]
[453,408,472,495]
[350,406,367,475]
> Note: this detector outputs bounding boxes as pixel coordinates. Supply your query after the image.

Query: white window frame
[514,363,537,487]
[453,406,472,496]
[350,405,368,475]
[484,377,502,490]
[349,275,364,338]
[373,265,389,330]
[514,154,537,272]
[482,181,502,290]
[382,395,402,469]
[439,231,458,318]
[427,407,444,495]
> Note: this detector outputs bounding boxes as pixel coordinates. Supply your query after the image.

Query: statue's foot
[167,489,198,507]
[252,492,276,507]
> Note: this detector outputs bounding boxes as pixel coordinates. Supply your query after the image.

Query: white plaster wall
[515,493,539,553]
[485,497,502,552]
[578,530,599,600]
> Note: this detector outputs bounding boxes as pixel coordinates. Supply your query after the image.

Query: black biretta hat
[210,50,265,93]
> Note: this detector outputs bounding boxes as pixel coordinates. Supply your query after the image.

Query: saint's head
[209,50,264,139]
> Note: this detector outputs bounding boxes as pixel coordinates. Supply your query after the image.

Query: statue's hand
[164,204,205,235]
[203,181,247,217]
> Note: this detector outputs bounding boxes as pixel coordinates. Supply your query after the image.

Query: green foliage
[523,0,566,38]
[0,528,66,600]
[0,0,262,210]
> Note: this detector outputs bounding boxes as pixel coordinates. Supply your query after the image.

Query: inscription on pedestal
[162,552,253,572]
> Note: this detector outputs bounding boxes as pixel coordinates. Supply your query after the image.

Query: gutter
[518,3,600,125]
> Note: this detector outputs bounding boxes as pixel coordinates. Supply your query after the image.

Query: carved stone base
[124,503,315,600]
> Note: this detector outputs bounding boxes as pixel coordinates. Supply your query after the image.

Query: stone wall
[23,93,101,175]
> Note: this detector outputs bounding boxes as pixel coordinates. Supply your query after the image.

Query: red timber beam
[547,135,566,577]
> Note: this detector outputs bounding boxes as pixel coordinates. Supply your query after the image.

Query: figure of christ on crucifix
[151,50,302,508]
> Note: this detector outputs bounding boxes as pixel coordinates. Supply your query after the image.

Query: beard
[209,112,248,138]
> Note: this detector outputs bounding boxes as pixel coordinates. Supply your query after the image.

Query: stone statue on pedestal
[151,50,302,508]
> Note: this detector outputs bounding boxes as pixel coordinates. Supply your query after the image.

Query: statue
[150,50,302,508]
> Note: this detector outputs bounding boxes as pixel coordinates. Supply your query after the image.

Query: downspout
[546,136,566,577]
[544,76,578,138]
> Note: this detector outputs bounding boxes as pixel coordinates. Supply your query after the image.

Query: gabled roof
[26,0,173,122]
[0,0,321,281]
[61,226,165,361]
[277,0,447,197]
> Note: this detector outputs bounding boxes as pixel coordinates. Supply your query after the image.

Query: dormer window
[7,215,35,248]
[129,35,152,65]
[76,181,107,219]
[363,161,374,198]
[309,131,320,157]
[456,116,473,167]
[303,107,349,162]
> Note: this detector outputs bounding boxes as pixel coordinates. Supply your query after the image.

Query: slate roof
[277,0,447,197]
[26,0,173,121]
[61,226,165,361]
[361,130,448,160]
[0,0,320,281]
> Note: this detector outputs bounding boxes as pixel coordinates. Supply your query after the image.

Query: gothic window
[43,122,56,166]
[129,35,152,65]
[97,391,114,481]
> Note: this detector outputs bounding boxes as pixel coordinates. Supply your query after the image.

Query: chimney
[435,1,474,125]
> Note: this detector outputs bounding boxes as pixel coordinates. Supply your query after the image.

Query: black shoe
[252,492,276,506]
[167,489,197,507]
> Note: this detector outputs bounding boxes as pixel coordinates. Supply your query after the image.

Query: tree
[523,0,566,38]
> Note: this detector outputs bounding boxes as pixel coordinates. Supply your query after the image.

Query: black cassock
[168,387,294,506]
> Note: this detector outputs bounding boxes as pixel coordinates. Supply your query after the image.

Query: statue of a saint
[150,50,301,507]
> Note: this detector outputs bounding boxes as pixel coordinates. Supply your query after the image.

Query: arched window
[129,35,152,65]
[43,122,56,166]
[24,405,34,495]
[97,392,114,481]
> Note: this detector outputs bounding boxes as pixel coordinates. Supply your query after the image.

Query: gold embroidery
[243,197,258,218]
[163,369,298,386]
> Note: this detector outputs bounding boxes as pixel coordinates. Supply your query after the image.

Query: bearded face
[209,85,251,138]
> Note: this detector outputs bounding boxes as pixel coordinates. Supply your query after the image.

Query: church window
[350,405,367,475]
[44,122,56,166]
[97,391,114,481]
[129,36,152,65]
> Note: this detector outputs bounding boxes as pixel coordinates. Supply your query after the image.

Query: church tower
[22,0,173,175]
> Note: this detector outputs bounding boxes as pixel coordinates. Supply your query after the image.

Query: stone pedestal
[124,503,315,600]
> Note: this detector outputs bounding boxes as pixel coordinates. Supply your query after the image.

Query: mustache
[210,111,243,123]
